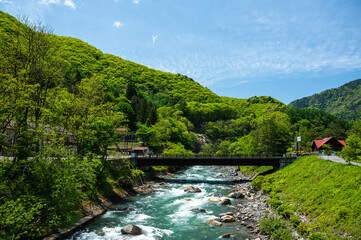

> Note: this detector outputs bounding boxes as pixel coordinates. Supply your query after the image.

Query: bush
[290,215,302,228]
[297,222,311,235]
[0,145,99,239]
[309,232,326,240]
[251,175,264,190]
[276,204,295,218]
[266,198,283,208]
[260,216,295,240]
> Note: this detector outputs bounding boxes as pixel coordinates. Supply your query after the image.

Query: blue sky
[1,0,361,104]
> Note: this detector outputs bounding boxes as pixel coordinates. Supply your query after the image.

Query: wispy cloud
[236,81,249,85]
[113,21,124,28]
[38,0,75,9]
[133,0,139,4]
[39,0,60,5]
[152,35,158,44]
[64,0,75,9]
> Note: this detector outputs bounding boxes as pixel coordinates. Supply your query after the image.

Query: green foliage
[266,198,283,208]
[259,216,295,240]
[184,101,238,127]
[309,232,326,240]
[161,142,194,156]
[288,79,361,121]
[321,144,333,156]
[290,215,302,228]
[276,204,295,218]
[339,119,361,163]
[0,145,98,239]
[229,112,292,155]
[254,155,361,239]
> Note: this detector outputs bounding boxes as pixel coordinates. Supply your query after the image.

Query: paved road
[318,155,361,167]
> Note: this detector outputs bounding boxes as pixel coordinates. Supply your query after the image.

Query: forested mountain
[0,11,357,239]
[288,79,361,121]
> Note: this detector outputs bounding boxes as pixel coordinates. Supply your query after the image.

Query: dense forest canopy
[0,11,360,239]
[288,78,361,121]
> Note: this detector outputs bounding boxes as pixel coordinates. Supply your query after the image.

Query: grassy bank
[252,155,361,240]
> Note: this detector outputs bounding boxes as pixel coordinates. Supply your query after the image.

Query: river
[67,166,256,239]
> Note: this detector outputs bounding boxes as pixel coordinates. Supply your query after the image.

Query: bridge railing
[135,153,295,159]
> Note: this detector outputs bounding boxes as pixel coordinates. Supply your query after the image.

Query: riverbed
[67,166,257,239]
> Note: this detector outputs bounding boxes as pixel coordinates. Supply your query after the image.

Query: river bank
[224,166,307,240]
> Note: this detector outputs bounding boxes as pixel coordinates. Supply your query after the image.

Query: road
[318,155,361,167]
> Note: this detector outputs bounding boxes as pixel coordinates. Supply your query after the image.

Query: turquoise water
[68,166,256,239]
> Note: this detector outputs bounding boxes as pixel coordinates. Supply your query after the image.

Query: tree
[253,112,293,155]
[322,144,333,159]
[340,134,361,163]
[0,16,63,165]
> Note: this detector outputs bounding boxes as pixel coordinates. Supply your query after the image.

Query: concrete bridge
[127,155,296,169]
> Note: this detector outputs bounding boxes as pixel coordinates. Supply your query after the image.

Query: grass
[253,155,361,239]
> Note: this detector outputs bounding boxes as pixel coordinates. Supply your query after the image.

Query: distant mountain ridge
[288,79,361,121]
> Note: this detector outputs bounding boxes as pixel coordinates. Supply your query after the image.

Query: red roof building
[311,137,346,152]
[128,147,150,155]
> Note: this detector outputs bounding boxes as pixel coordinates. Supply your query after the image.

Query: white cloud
[152,35,158,43]
[236,81,249,85]
[64,0,75,9]
[113,21,124,28]
[39,0,60,5]
[38,0,75,9]
[133,0,139,4]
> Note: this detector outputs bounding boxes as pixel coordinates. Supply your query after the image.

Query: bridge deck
[132,156,292,167]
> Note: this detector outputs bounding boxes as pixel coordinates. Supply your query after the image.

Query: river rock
[115,207,134,212]
[206,219,222,226]
[219,213,228,217]
[220,233,231,238]
[221,215,236,223]
[184,185,201,193]
[227,192,245,199]
[95,230,105,236]
[208,197,221,202]
[121,224,142,235]
[213,193,224,198]
[220,198,232,205]
[190,208,206,213]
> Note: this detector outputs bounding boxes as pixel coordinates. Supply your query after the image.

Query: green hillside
[253,155,361,240]
[288,79,361,121]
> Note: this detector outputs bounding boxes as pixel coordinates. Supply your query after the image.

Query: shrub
[309,232,326,240]
[260,216,295,240]
[266,198,283,208]
[251,175,264,190]
[290,215,302,228]
[276,204,295,218]
[297,222,311,235]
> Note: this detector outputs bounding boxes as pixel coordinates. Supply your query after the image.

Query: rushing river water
[68,166,256,240]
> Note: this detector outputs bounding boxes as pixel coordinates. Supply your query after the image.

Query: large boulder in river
[121,224,142,235]
[220,215,235,222]
[184,185,201,193]
[190,208,206,213]
[227,192,245,199]
[208,197,221,202]
[206,219,222,226]
[220,198,232,205]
